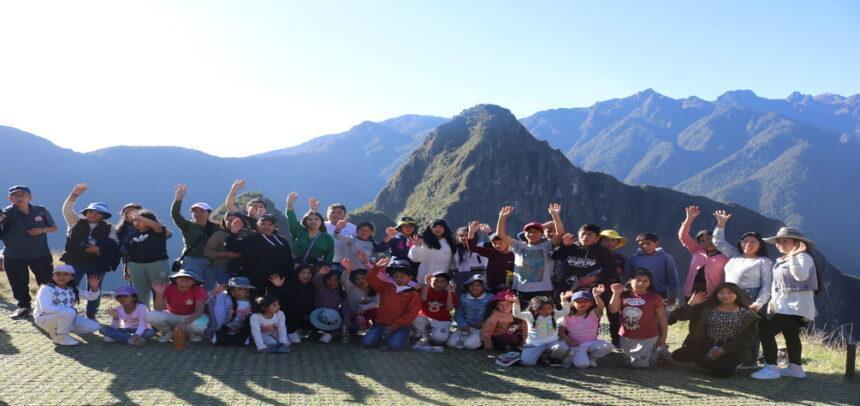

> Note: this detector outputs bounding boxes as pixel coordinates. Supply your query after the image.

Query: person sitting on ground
[558,286,613,369]
[412,271,457,348]
[480,290,527,352]
[205,276,255,346]
[609,268,669,368]
[269,264,316,344]
[99,285,156,346]
[361,258,421,350]
[147,269,210,343]
[447,274,492,350]
[33,264,101,346]
[249,294,289,352]
[513,292,572,367]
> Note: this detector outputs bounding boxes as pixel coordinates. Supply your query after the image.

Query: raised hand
[424,274,433,285]
[174,184,188,200]
[151,281,167,295]
[70,183,88,198]
[687,291,708,306]
[286,192,299,209]
[318,265,331,275]
[411,234,424,246]
[468,220,480,235]
[788,241,808,257]
[685,205,701,220]
[479,223,493,234]
[561,233,576,246]
[446,281,456,293]
[749,303,763,312]
[610,283,624,295]
[268,274,285,287]
[231,179,246,192]
[713,210,732,227]
[499,206,514,219]
[229,217,244,234]
[548,203,562,216]
[308,196,320,212]
[335,219,348,232]
[355,250,369,265]
[340,258,354,273]
[561,290,573,302]
[211,283,226,296]
[385,227,398,239]
[107,306,119,320]
[592,284,605,297]
[374,257,391,268]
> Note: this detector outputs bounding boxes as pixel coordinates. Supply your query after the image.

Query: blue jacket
[455,292,493,329]
[622,248,679,296]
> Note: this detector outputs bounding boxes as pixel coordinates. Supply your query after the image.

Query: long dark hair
[736,232,769,258]
[626,268,656,292]
[116,203,143,237]
[527,295,556,329]
[321,271,346,299]
[454,226,482,265]
[421,219,456,251]
[705,282,750,308]
[348,269,377,298]
[301,211,328,232]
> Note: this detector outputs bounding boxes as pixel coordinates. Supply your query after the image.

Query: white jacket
[409,238,454,282]
[34,283,99,317]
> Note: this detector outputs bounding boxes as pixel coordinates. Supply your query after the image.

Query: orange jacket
[367,267,421,330]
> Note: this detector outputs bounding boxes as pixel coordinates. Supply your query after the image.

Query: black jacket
[225,231,294,288]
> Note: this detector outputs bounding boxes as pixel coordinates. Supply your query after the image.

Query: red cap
[491,289,515,302]
[522,222,544,233]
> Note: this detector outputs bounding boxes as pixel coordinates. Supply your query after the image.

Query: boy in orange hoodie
[361,258,421,350]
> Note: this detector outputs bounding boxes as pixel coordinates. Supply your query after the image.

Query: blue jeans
[182,256,217,291]
[72,263,105,318]
[361,324,411,350]
[99,326,156,343]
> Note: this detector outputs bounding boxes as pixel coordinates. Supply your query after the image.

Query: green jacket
[669,303,760,364]
[287,209,334,265]
[171,199,218,258]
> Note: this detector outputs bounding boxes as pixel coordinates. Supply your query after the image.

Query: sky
[1,1,858,157]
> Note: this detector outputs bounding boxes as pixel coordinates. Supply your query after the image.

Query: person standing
[0,185,58,319]
[171,184,220,290]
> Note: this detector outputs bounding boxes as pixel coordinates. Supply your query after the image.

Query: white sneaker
[53,334,80,346]
[318,333,332,344]
[779,363,806,378]
[156,331,173,343]
[289,332,302,344]
[103,336,115,343]
[190,334,202,343]
[751,364,781,380]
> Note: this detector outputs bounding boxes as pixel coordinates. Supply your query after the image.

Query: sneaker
[751,364,781,380]
[412,338,430,350]
[318,333,332,344]
[779,363,806,379]
[190,334,202,343]
[289,332,302,344]
[53,334,80,346]
[156,331,173,343]
[11,307,32,320]
[103,336,115,343]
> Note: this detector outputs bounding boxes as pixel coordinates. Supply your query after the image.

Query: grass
[0,260,857,405]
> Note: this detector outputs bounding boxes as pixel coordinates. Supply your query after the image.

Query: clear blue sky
[1,1,858,157]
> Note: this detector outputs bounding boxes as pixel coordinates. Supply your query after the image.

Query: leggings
[760,313,806,365]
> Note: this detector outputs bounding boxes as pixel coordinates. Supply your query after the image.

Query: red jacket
[367,267,421,330]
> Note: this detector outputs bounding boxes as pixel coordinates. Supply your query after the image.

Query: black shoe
[11,307,32,320]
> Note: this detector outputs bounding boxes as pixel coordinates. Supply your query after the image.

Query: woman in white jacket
[408,219,455,284]
[34,264,101,346]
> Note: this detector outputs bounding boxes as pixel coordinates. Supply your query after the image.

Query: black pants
[760,313,806,365]
[672,339,740,378]
[599,288,621,346]
[2,255,53,308]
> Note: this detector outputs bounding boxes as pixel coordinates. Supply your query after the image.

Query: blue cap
[81,202,112,219]
[8,185,31,195]
[571,291,595,303]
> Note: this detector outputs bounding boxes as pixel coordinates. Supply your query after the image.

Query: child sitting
[413,271,457,349]
[609,268,669,368]
[361,258,421,350]
[147,270,210,343]
[312,265,344,343]
[514,292,572,366]
[100,285,155,345]
[447,274,492,350]
[249,294,290,352]
[558,286,613,368]
[340,258,379,334]
[269,264,316,344]
[205,277,255,346]
[34,265,101,346]
[480,290,527,352]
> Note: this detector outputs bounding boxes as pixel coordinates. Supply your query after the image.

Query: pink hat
[491,289,515,302]
[522,222,544,233]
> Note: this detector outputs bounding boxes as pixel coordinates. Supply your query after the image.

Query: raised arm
[496,206,515,246]
[608,283,623,314]
[132,212,164,233]
[225,179,245,213]
[712,210,740,258]
[171,184,190,230]
[678,205,701,254]
[511,298,533,323]
[63,183,88,228]
[548,203,564,246]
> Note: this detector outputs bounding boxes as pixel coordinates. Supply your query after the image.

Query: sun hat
[396,216,418,230]
[431,270,452,280]
[599,229,627,248]
[522,222,544,233]
[168,269,203,283]
[763,227,815,248]
[309,308,343,332]
[190,202,212,212]
[227,276,256,290]
[115,286,138,297]
[53,264,76,275]
[490,289,515,302]
[81,202,112,219]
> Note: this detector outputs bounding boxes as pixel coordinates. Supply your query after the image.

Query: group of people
[0,181,819,381]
